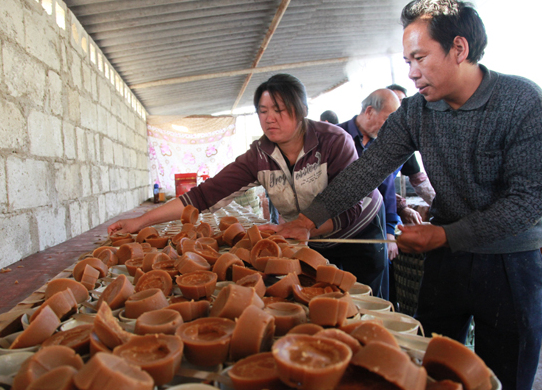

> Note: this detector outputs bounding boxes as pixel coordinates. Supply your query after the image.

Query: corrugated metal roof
[64,0,410,116]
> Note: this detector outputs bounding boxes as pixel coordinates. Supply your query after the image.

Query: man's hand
[397,224,447,253]
[387,233,399,260]
[399,207,423,225]
[259,214,314,242]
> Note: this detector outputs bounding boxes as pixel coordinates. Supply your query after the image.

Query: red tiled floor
[0,201,160,315]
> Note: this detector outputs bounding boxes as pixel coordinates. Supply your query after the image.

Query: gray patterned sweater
[303,65,542,253]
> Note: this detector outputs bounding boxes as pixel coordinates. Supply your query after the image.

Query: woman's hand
[107,218,143,236]
[107,198,186,237]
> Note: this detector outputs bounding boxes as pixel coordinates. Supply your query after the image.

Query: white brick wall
[36,205,67,251]
[7,156,51,210]
[55,162,80,202]
[67,88,80,123]
[91,165,100,194]
[82,62,91,93]
[105,192,118,220]
[28,110,63,158]
[24,8,60,72]
[0,0,150,268]
[99,165,109,192]
[0,0,25,47]
[94,133,101,162]
[75,126,87,161]
[80,200,89,232]
[97,78,111,108]
[0,158,6,212]
[47,70,63,116]
[117,122,126,145]
[102,137,114,165]
[79,95,97,131]
[0,99,26,150]
[86,131,96,162]
[98,194,106,224]
[113,142,123,166]
[97,104,108,135]
[81,164,91,197]
[90,70,97,101]
[90,198,99,228]
[3,43,46,107]
[63,121,76,160]
[109,114,118,141]
[109,167,120,191]
[69,201,81,237]
[0,213,32,268]
[70,51,82,90]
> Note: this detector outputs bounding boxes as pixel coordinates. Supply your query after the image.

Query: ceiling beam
[231,0,290,112]
[130,56,351,89]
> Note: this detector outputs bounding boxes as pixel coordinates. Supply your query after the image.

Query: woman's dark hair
[253,74,308,121]
[401,0,487,64]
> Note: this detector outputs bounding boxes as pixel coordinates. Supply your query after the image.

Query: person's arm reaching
[271,109,416,240]
[108,197,185,235]
[400,154,435,206]
[262,213,315,242]
[409,172,435,206]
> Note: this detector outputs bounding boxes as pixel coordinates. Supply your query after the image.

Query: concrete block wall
[0,0,151,268]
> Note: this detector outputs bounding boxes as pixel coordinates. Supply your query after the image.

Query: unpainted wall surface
[0,0,150,268]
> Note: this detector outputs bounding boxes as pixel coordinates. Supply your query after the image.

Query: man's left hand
[258,214,313,243]
[397,224,447,253]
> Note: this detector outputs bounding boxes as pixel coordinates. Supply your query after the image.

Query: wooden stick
[305,238,396,244]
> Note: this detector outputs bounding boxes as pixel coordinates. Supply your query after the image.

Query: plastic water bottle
[153,183,159,203]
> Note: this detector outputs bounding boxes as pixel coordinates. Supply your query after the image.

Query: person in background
[319,109,339,124]
[337,89,400,306]
[337,89,401,264]
[387,84,435,223]
[270,1,542,388]
[108,73,389,298]
[386,83,408,101]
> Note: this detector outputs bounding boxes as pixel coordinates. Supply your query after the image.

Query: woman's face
[258,91,300,145]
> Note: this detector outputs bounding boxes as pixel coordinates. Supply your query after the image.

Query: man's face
[364,100,399,139]
[403,20,459,103]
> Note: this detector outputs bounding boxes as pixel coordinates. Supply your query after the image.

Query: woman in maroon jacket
[109,74,388,297]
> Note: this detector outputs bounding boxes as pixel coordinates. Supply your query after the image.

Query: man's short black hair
[401,0,487,64]
[320,110,339,124]
[387,84,407,96]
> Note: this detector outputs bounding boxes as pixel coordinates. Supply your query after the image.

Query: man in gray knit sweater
[272,1,542,389]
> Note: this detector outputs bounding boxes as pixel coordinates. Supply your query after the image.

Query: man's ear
[452,35,470,64]
[365,106,375,118]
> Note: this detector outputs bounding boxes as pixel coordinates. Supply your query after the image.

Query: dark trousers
[315,204,388,299]
[416,247,542,390]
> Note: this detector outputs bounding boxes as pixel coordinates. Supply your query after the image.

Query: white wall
[0,0,150,268]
